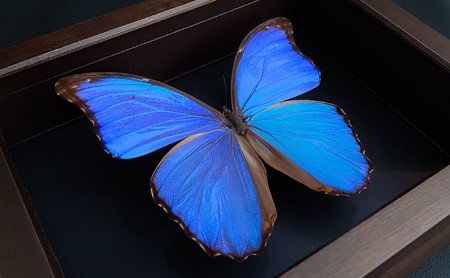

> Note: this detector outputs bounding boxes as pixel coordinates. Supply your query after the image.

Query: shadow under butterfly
[55,17,374,261]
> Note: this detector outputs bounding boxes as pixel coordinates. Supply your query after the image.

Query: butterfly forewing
[151,128,276,261]
[231,17,320,117]
[55,73,223,159]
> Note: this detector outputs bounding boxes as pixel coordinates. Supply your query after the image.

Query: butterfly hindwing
[55,73,223,159]
[151,128,277,260]
[246,100,374,195]
[232,17,320,117]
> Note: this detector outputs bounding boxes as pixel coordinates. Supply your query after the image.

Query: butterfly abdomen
[223,107,248,135]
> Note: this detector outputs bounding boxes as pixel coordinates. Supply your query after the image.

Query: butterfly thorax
[223,107,248,135]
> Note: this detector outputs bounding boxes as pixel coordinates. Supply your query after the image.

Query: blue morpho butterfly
[55,17,374,261]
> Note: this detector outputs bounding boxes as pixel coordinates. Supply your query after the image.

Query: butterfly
[55,17,374,261]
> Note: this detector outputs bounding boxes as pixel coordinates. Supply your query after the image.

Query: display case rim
[0,0,214,78]
[0,0,449,277]
[1,0,448,78]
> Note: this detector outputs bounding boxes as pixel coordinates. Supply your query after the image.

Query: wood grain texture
[352,0,450,71]
[281,165,450,278]
[368,216,450,277]
[0,0,214,78]
[0,143,58,278]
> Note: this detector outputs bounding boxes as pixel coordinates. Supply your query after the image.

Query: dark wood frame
[283,166,450,277]
[1,0,449,277]
[0,0,212,77]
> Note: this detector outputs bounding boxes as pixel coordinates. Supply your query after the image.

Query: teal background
[0,0,143,48]
[409,244,450,278]
[394,0,450,38]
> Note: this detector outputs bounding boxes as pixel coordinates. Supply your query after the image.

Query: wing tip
[55,73,104,96]
[54,74,125,159]
[150,180,276,262]
[233,16,321,113]
[54,72,146,97]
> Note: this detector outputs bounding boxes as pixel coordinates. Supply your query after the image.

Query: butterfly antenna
[222,74,228,109]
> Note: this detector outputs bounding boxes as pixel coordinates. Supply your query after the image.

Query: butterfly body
[223,107,248,135]
[55,17,373,261]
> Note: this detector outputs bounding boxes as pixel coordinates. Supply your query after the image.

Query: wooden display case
[1,0,449,277]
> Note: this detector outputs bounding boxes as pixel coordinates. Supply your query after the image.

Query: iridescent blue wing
[55,73,223,159]
[151,128,277,261]
[246,101,374,195]
[231,17,320,117]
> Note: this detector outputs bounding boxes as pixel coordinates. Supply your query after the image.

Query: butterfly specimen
[55,17,374,261]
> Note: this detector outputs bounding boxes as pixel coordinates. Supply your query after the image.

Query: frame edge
[281,165,450,277]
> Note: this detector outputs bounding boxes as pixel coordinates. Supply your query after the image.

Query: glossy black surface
[10,44,449,276]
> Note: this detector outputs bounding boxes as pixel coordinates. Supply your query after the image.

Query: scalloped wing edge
[55,72,224,159]
[246,100,374,196]
[230,17,321,112]
[149,131,277,261]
